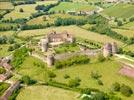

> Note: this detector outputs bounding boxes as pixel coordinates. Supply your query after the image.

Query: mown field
[49,2,96,12]
[18,25,124,46]
[102,3,134,18]
[113,28,134,38]
[4,1,57,19]
[16,86,79,100]
[0,2,14,10]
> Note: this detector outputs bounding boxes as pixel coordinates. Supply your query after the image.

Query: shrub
[81,88,91,95]
[97,79,103,85]
[68,78,80,88]
[120,84,133,97]
[111,82,120,92]
[64,74,70,79]
[55,55,90,69]
[48,71,56,78]
[19,8,24,12]
[21,75,31,85]
[91,71,101,80]
[97,54,105,62]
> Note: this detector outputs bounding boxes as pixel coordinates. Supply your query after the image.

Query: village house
[0,71,11,82]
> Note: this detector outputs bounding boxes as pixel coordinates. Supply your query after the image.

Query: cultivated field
[0,2,14,10]
[121,22,134,30]
[16,86,79,100]
[113,28,134,38]
[102,4,134,18]
[49,2,96,12]
[18,25,124,46]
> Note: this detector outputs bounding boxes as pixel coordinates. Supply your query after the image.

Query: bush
[21,75,31,85]
[19,8,24,12]
[91,71,101,80]
[97,54,105,62]
[111,82,120,92]
[97,79,103,85]
[48,71,56,78]
[81,88,91,95]
[68,78,80,88]
[55,55,90,69]
[64,74,70,79]
[120,84,133,97]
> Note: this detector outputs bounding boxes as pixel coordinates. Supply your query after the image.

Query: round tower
[112,42,118,54]
[41,39,48,52]
[103,43,112,57]
[47,55,55,67]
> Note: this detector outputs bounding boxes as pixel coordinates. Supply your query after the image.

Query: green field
[49,2,96,12]
[4,1,57,19]
[18,25,124,46]
[102,4,134,18]
[16,86,79,100]
[0,2,14,10]
[16,56,48,82]
[113,28,134,38]
[121,22,134,30]
[27,13,85,25]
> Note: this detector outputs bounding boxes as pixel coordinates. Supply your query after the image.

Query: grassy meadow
[16,86,79,100]
[102,4,134,18]
[113,28,134,38]
[49,2,96,12]
[0,2,14,10]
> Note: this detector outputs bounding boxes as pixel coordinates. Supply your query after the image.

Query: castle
[40,30,75,52]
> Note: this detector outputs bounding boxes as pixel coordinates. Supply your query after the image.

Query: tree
[19,8,24,12]
[21,75,31,85]
[81,88,91,95]
[68,78,80,87]
[120,84,133,97]
[97,54,105,62]
[111,82,120,91]
[117,20,122,26]
[48,71,56,78]
[93,92,106,100]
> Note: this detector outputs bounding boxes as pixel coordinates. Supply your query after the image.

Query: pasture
[102,4,134,18]
[16,86,79,100]
[0,2,14,10]
[49,2,96,12]
[18,25,124,46]
[113,28,134,38]
[0,44,12,57]
[4,1,57,19]
[0,30,14,37]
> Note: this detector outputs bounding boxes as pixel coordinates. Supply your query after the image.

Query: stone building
[103,42,118,57]
[47,55,55,67]
[40,30,75,52]
[103,43,112,57]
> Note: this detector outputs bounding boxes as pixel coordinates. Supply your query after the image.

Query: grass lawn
[0,44,12,57]
[49,2,96,12]
[16,56,48,82]
[0,2,14,10]
[18,25,124,46]
[113,28,134,38]
[0,82,10,96]
[16,85,79,100]
[102,4,134,18]
[53,60,134,100]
